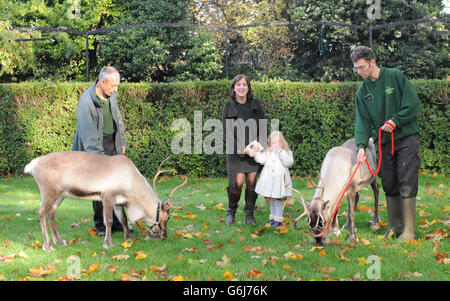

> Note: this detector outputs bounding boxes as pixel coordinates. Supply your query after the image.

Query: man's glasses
[353,64,370,72]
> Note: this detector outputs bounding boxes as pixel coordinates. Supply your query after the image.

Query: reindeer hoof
[42,244,55,252]
[370,219,380,229]
[103,243,113,249]
[347,235,357,242]
[56,240,67,246]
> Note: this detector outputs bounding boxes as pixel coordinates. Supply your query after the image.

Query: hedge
[0,80,448,178]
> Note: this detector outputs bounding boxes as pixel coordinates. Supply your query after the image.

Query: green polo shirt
[97,96,115,136]
[354,67,420,150]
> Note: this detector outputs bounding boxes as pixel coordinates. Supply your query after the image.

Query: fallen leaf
[318,249,327,257]
[149,263,167,271]
[172,275,184,281]
[216,254,232,267]
[121,240,132,249]
[419,210,431,218]
[360,238,371,246]
[112,254,130,261]
[181,247,197,253]
[277,226,289,234]
[246,268,263,279]
[357,205,370,211]
[357,257,368,266]
[215,203,226,211]
[282,264,292,270]
[206,244,223,250]
[135,251,147,260]
[174,230,185,236]
[87,228,97,237]
[222,270,235,280]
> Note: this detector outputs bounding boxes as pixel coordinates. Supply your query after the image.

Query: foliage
[0,20,36,81]
[191,0,297,80]
[0,80,448,177]
[287,0,449,81]
[0,0,130,82]
[1,0,448,82]
[97,0,223,82]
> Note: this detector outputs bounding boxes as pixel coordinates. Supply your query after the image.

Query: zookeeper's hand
[122,146,126,155]
[357,148,366,162]
[381,119,396,133]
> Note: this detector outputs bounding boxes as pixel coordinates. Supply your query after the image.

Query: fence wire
[12,18,450,81]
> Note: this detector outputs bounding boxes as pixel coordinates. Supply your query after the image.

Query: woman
[222,75,266,225]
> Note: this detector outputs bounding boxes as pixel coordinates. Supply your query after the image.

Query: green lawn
[0,174,448,281]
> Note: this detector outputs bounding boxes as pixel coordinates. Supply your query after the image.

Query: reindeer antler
[167,175,188,210]
[284,177,310,230]
[153,156,174,194]
[309,171,325,190]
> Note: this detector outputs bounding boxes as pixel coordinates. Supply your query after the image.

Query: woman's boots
[226,187,258,225]
[244,188,258,225]
[226,187,241,225]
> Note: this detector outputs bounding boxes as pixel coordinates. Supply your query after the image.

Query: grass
[0,174,448,281]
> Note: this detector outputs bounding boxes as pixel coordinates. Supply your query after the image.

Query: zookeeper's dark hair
[230,74,254,101]
[351,46,376,63]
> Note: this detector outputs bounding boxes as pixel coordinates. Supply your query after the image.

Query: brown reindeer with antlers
[24,152,187,251]
[286,138,379,245]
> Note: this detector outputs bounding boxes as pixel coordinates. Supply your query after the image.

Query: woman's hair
[267,131,290,152]
[230,74,253,101]
[350,46,376,63]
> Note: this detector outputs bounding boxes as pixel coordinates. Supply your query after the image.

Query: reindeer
[24,152,187,251]
[288,138,379,245]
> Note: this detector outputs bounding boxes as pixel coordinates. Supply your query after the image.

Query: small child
[249,131,294,227]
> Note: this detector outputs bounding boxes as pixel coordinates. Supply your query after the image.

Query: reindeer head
[306,197,333,244]
[145,156,187,239]
[288,173,332,245]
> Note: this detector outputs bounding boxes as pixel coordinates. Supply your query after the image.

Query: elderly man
[351,46,420,241]
[72,66,130,236]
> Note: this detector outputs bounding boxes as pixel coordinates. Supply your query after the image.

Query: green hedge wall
[0,80,448,177]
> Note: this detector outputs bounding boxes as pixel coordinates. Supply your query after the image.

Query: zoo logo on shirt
[385,87,395,95]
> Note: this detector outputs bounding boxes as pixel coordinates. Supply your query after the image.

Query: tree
[287,0,449,81]
[97,0,223,82]
[0,20,36,81]
[1,0,130,82]
[191,0,297,79]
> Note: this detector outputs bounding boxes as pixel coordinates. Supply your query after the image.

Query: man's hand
[357,148,366,162]
[122,146,126,155]
[381,119,396,133]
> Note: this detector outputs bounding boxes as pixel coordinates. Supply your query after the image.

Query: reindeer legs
[39,201,54,252]
[102,194,116,249]
[347,191,357,242]
[48,196,66,246]
[114,205,131,240]
[38,187,64,252]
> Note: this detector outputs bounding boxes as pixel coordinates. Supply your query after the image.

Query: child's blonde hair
[267,131,290,152]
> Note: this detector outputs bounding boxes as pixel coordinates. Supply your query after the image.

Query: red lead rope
[314,122,395,238]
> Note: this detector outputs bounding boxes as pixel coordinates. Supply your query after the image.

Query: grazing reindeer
[24,152,187,251]
[288,138,379,245]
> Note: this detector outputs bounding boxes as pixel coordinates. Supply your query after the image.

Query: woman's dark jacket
[222,98,266,181]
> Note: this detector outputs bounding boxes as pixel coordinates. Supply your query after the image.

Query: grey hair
[350,46,376,63]
[98,66,120,82]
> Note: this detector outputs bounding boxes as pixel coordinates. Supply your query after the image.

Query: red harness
[314,122,395,238]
